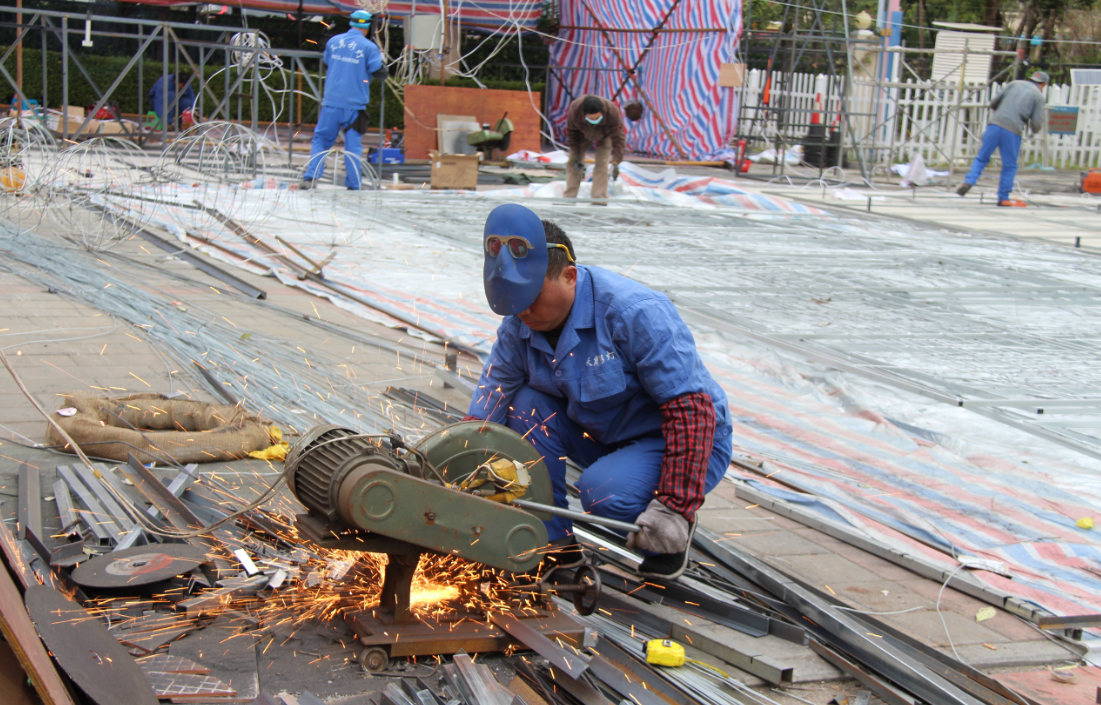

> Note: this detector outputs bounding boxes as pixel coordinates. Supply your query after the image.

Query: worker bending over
[148,72,196,129]
[301,10,386,191]
[565,95,626,201]
[957,70,1048,207]
[465,204,733,579]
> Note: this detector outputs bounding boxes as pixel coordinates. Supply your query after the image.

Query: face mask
[585,115,604,125]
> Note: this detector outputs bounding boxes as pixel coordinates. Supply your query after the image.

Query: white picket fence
[739,68,1101,169]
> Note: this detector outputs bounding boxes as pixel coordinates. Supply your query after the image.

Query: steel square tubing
[55,465,119,543]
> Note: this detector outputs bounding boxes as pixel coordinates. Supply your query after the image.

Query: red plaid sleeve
[657,392,716,521]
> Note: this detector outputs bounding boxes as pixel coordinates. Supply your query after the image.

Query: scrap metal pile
[5,403,1061,705]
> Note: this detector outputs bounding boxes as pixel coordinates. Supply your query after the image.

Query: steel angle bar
[55,465,119,542]
[52,479,81,539]
[510,500,641,533]
[808,640,918,705]
[148,471,199,520]
[596,589,794,686]
[694,526,988,705]
[452,654,511,705]
[76,464,135,534]
[594,566,771,637]
[1037,614,1101,630]
[592,637,710,705]
[848,610,1052,705]
[131,227,266,300]
[513,658,605,705]
[489,613,590,679]
[17,463,41,542]
[122,454,220,552]
[585,653,673,705]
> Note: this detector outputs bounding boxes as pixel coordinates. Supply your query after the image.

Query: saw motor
[285,421,555,574]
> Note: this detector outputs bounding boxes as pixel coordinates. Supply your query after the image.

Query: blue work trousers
[304,106,364,189]
[964,124,1022,202]
[505,385,732,541]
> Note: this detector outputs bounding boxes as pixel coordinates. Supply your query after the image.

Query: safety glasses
[485,236,575,262]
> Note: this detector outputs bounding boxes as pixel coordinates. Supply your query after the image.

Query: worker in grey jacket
[957,71,1048,206]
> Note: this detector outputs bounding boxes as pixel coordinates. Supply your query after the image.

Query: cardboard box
[97,121,130,135]
[49,116,98,135]
[429,150,481,190]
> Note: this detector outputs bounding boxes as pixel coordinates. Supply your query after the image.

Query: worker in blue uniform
[301,10,386,191]
[464,204,734,579]
[148,73,196,129]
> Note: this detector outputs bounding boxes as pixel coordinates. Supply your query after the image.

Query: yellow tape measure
[644,639,730,678]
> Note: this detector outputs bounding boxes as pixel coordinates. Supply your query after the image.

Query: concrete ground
[735,164,1101,252]
[0,162,1089,703]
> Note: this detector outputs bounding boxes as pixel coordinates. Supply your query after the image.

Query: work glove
[626,499,691,554]
[371,64,390,82]
[611,163,620,181]
[572,160,585,174]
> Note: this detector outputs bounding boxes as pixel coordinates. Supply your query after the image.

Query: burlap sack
[47,393,272,464]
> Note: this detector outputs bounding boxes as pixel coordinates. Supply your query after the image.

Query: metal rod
[510,499,641,533]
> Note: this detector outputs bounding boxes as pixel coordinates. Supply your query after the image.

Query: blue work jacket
[322,29,383,110]
[469,265,733,446]
[148,75,195,122]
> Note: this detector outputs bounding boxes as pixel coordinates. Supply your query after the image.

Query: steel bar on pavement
[694,526,988,705]
[593,636,711,705]
[593,565,772,637]
[51,479,80,539]
[808,640,918,705]
[488,613,590,678]
[130,226,266,300]
[17,463,41,542]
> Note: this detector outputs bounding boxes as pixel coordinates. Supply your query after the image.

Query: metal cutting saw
[285,420,609,670]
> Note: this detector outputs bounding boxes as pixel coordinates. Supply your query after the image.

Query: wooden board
[404,85,542,159]
[0,558,75,705]
[0,629,50,705]
[24,585,157,705]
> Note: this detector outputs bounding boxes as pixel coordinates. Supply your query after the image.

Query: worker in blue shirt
[148,73,196,129]
[465,204,734,579]
[301,10,386,191]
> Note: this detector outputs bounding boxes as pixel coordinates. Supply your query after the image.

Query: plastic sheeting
[104,174,1101,628]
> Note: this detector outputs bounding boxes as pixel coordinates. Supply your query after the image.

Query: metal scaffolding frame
[734,0,876,181]
[0,7,324,164]
[848,42,1020,176]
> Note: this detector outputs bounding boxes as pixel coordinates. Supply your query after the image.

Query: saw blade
[72,544,210,588]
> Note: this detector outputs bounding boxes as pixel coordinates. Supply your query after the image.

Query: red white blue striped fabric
[385,0,544,32]
[547,0,743,161]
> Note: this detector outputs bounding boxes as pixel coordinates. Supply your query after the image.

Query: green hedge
[2,46,544,129]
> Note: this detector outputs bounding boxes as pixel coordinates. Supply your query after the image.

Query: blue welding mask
[483,204,548,316]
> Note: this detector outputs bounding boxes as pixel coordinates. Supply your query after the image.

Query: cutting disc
[25,585,159,705]
[72,544,210,589]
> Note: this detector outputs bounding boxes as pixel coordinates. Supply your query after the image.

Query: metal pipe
[61,16,68,141]
[510,499,641,533]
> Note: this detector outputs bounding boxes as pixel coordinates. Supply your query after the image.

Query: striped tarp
[547,0,743,161]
